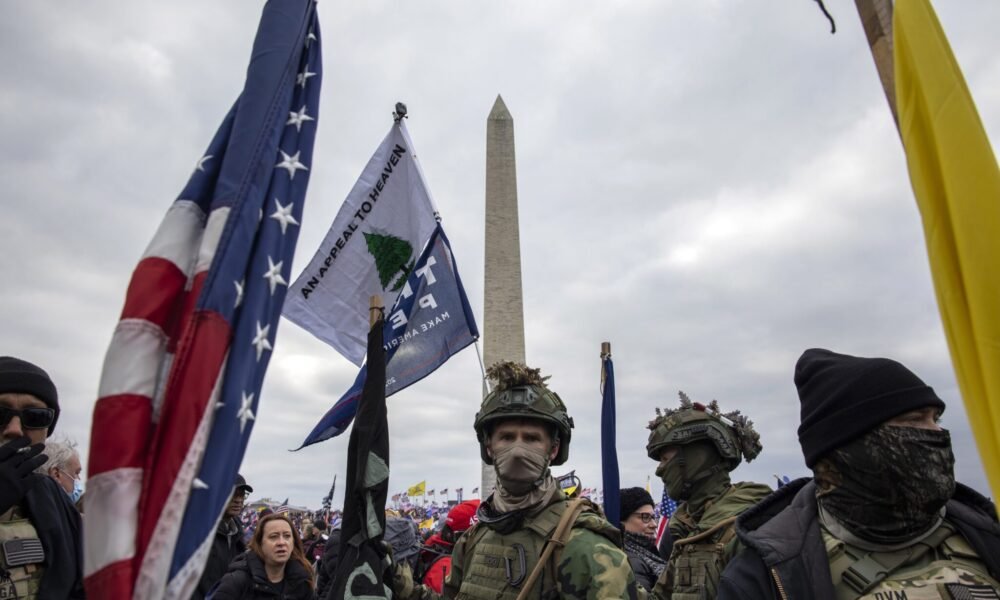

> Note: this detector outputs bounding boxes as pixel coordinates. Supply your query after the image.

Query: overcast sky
[2,1,998,511]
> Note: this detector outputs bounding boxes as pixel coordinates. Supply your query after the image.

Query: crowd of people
[3,349,1000,599]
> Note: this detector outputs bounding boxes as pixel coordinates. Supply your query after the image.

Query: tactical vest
[455,499,608,600]
[824,521,1000,600]
[662,515,737,600]
[0,508,45,600]
[658,482,771,600]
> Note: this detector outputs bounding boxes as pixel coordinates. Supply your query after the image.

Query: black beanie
[619,487,655,523]
[796,348,944,468]
[0,356,59,435]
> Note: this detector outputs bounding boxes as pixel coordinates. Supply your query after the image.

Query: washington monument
[481,94,526,495]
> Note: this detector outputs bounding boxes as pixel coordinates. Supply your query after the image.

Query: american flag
[655,487,678,548]
[82,2,320,598]
[276,498,291,515]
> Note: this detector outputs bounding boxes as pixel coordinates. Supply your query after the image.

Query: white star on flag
[263,256,287,295]
[192,478,209,490]
[237,392,256,434]
[251,321,272,362]
[275,150,308,179]
[306,32,317,47]
[234,279,245,308]
[296,66,316,88]
[195,155,213,173]
[270,198,300,235]
[286,105,315,133]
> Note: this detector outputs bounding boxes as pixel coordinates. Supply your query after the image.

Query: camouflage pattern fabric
[650,482,772,600]
[815,425,956,545]
[0,505,45,600]
[821,523,1000,599]
[394,492,639,599]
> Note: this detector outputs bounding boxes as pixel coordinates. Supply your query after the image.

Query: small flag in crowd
[600,347,621,525]
[655,487,678,549]
[83,2,321,598]
[283,119,438,366]
[407,481,426,497]
[276,498,291,514]
[472,487,479,495]
[330,304,392,599]
[439,488,448,496]
[296,223,479,446]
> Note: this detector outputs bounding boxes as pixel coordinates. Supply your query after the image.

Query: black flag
[329,306,392,599]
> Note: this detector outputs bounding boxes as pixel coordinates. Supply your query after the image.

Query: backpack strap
[831,521,956,595]
[515,498,589,600]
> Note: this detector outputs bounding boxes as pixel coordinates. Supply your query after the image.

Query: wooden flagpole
[854,0,900,132]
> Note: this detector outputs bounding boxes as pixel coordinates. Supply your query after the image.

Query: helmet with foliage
[474,362,574,466]
[646,391,762,471]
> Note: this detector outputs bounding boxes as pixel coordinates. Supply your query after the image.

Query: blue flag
[298,223,478,447]
[601,354,621,525]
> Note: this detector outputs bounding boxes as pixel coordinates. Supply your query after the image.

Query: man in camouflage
[718,348,1000,599]
[395,361,639,599]
[646,392,771,600]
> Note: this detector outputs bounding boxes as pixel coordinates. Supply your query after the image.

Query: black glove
[0,436,48,514]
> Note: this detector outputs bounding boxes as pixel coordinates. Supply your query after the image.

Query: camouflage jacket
[650,482,772,600]
[397,492,639,599]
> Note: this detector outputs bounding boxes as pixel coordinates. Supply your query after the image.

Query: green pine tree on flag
[364,231,415,292]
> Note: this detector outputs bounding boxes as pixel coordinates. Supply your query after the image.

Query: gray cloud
[1,0,997,511]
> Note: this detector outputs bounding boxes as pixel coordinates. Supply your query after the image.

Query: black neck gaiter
[814,424,955,545]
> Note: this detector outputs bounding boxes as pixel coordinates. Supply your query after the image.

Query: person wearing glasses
[0,356,84,599]
[619,487,667,592]
[645,393,770,600]
[194,473,255,599]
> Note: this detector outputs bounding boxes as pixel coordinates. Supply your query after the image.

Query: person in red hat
[418,500,480,593]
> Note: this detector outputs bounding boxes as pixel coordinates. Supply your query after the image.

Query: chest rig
[662,515,738,600]
[456,499,593,600]
[0,508,46,600]
[824,521,1000,600]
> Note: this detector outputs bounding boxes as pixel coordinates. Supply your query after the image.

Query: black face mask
[815,424,955,545]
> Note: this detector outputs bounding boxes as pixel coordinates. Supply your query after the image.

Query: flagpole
[854,0,900,132]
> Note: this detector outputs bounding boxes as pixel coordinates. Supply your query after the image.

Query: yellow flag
[419,517,435,531]
[894,0,1000,499]
[407,480,426,497]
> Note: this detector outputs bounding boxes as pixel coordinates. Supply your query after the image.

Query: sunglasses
[631,512,656,524]
[0,406,55,430]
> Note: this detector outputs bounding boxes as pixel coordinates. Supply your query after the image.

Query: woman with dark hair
[210,513,315,599]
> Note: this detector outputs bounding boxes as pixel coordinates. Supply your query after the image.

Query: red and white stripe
[84,200,234,600]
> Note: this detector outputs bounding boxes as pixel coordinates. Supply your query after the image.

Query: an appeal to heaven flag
[894,0,1000,500]
[296,223,479,447]
[283,120,438,366]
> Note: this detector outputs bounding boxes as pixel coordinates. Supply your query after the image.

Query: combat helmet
[646,391,762,471]
[474,362,574,466]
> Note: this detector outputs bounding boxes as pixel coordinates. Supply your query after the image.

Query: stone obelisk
[481,95,526,496]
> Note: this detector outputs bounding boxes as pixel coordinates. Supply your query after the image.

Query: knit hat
[0,356,59,435]
[619,487,655,523]
[795,348,945,467]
